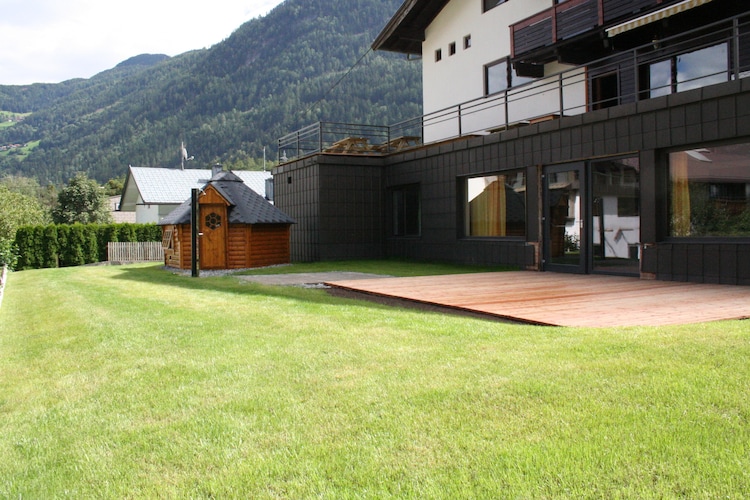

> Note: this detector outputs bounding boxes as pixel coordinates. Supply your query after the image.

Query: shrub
[14,223,161,270]
[0,237,18,270]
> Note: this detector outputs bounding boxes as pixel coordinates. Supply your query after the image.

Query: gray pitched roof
[158,170,295,226]
[120,166,271,209]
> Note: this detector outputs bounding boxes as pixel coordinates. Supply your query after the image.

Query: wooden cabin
[159,170,295,270]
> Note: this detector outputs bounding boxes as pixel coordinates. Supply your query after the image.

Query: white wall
[421,0,587,143]
[135,203,163,224]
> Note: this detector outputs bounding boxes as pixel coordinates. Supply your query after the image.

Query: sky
[0,0,285,85]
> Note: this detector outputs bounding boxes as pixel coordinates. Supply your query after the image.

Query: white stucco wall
[134,203,163,224]
[421,0,587,142]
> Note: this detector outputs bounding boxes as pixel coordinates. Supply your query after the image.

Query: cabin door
[199,204,227,269]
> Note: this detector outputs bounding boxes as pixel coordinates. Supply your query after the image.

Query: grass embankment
[1,263,748,498]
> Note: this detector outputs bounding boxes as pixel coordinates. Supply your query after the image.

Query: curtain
[470,178,506,236]
[670,152,691,236]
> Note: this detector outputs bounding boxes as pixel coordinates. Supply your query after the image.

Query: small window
[485,58,535,96]
[435,49,442,62]
[391,184,421,237]
[464,170,526,238]
[162,229,173,250]
[449,42,456,56]
[485,59,508,95]
[483,0,508,12]
[464,35,472,50]
[205,212,222,230]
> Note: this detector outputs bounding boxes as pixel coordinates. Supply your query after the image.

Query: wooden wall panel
[227,226,248,268]
[249,225,291,267]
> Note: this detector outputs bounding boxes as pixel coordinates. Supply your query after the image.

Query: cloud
[0,0,284,85]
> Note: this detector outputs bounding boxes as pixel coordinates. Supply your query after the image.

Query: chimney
[212,163,223,177]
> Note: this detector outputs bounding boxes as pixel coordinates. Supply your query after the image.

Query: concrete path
[236,272,390,287]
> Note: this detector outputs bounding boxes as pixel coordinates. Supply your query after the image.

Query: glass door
[544,163,586,273]
[591,157,640,276]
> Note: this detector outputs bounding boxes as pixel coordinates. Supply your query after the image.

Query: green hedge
[14,223,161,270]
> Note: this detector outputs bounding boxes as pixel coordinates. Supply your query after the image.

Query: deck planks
[326,272,750,327]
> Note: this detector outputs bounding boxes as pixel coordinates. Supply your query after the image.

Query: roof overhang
[606,0,714,37]
[372,0,450,55]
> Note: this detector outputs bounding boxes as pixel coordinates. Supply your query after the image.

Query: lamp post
[191,188,200,277]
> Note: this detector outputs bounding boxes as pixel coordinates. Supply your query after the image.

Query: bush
[14,223,161,270]
[42,225,59,268]
[0,237,18,270]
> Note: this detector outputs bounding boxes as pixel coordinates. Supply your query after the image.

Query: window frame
[483,0,508,13]
[390,184,422,238]
[462,169,527,239]
[484,57,536,96]
[642,41,730,98]
[666,140,750,240]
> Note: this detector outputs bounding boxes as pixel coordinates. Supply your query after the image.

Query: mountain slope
[0,0,421,185]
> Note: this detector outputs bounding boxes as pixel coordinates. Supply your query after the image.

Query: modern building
[274,0,750,285]
[119,166,272,223]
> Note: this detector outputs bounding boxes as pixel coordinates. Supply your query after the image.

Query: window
[464,170,526,237]
[391,184,421,237]
[644,43,729,98]
[205,212,222,230]
[669,142,750,237]
[483,0,508,13]
[485,58,535,96]
[161,229,173,250]
[435,48,442,62]
[449,42,456,56]
[464,35,472,50]
[591,157,641,274]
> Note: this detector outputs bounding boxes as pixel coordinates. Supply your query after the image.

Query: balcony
[279,11,749,164]
[511,0,711,64]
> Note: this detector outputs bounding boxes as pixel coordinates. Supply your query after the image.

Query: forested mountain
[0,0,421,185]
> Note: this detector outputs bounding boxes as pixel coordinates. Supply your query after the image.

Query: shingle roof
[122,166,271,206]
[158,170,295,226]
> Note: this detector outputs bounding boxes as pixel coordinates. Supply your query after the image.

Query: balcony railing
[279,12,749,163]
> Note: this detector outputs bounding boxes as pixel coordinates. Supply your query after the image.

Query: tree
[51,173,112,224]
[0,174,57,213]
[0,185,49,268]
[0,185,49,241]
[104,176,125,196]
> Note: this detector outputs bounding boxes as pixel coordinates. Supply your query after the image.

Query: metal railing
[278,12,749,163]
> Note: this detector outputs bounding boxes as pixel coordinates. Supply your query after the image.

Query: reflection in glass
[677,43,728,91]
[592,157,640,275]
[547,170,581,266]
[647,43,728,98]
[649,60,672,97]
[670,143,750,237]
[466,171,526,237]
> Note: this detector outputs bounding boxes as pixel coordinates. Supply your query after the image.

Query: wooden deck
[326,272,750,327]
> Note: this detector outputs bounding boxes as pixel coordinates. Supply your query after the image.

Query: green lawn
[1,263,748,498]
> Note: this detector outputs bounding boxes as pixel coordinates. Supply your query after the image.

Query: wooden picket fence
[107,242,164,262]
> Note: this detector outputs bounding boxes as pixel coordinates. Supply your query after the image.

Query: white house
[119,166,272,223]
[375,0,586,143]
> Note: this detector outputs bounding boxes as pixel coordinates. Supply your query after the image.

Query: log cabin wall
[225,224,292,269]
[249,224,292,268]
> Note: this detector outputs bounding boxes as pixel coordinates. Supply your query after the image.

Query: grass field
[1,263,748,498]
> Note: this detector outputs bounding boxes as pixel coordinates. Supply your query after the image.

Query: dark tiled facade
[274,79,750,285]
